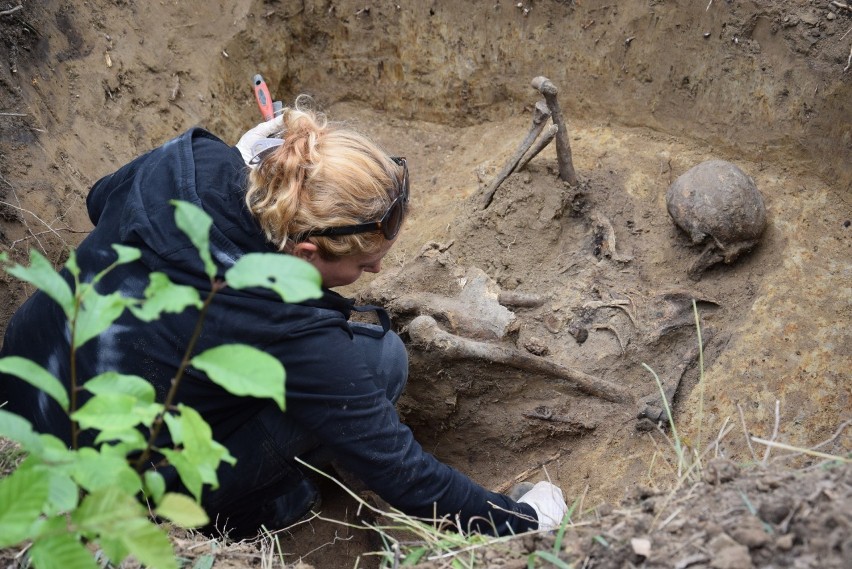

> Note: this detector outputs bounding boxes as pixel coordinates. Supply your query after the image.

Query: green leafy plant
[0,200,322,568]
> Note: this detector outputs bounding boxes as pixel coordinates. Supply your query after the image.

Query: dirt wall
[215,0,851,191]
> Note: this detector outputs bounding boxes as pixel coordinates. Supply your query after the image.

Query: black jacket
[0,128,538,534]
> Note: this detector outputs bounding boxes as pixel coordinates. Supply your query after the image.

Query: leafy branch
[0,200,322,568]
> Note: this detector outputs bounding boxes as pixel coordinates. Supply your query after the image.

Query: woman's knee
[351,324,408,402]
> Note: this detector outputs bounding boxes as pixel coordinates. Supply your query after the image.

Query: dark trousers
[195,324,408,537]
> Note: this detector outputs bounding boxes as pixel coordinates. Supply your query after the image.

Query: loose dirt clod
[666,160,767,280]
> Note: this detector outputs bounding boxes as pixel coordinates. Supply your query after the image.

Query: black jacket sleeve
[275,323,539,535]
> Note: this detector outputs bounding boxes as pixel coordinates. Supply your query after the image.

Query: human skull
[666,160,766,280]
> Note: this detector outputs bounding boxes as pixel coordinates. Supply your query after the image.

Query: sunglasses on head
[303,157,409,241]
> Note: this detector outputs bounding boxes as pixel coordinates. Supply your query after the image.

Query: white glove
[517,481,567,531]
[235,115,284,165]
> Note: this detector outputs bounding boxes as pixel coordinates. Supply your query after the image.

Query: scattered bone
[169,74,181,102]
[407,315,633,404]
[523,405,597,431]
[494,449,568,494]
[583,298,638,327]
[0,5,23,17]
[497,290,546,308]
[516,123,558,172]
[593,324,627,354]
[389,267,515,340]
[638,328,716,422]
[590,211,633,263]
[482,100,551,209]
[531,76,578,185]
[641,290,719,343]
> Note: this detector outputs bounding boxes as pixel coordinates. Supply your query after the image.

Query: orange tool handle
[253,74,275,121]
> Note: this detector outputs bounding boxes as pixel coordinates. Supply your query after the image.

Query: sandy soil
[1,1,850,567]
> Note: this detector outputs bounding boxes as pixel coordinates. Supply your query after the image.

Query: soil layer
[1,1,850,567]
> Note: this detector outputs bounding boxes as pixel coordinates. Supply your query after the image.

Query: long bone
[531,76,578,185]
[482,100,552,209]
[407,315,633,404]
[517,123,558,172]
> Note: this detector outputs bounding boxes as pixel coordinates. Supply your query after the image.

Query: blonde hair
[245,97,405,258]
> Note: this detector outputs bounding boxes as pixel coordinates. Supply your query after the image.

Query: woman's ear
[290,241,319,262]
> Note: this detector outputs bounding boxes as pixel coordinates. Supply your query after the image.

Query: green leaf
[73,486,144,533]
[191,344,285,410]
[119,517,178,569]
[29,533,98,569]
[73,289,129,349]
[171,200,216,279]
[192,555,215,569]
[14,457,80,516]
[74,488,177,569]
[72,447,142,495]
[226,253,322,303]
[0,356,68,411]
[155,493,209,528]
[529,551,572,569]
[65,248,80,279]
[98,535,130,568]
[72,393,159,432]
[0,467,50,547]
[37,434,75,464]
[44,468,79,515]
[4,249,75,317]
[0,409,43,455]
[144,470,166,504]
[402,546,428,565]
[129,272,203,322]
[160,406,235,500]
[84,371,157,404]
[111,244,142,265]
[94,428,147,449]
[173,405,236,474]
[159,449,202,502]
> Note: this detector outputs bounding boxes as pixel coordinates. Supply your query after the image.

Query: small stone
[703,458,740,484]
[709,534,754,569]
[798,11,819,26]
[776,533,795,551]
[758,495,795,524]
[523,336,549,356]
[827,12,836,20]
[731,520,771,549]
[544,313,565,334]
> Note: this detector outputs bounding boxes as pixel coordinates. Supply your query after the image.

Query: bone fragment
[590,211,633,263]
[494,449,566,494]
[408,315,633,404]
[498,290,547,308]
[583,298,638,327]
[482,100,552,209]
[638,328,716,422]
[516,123,558,172]
[531,76,578,185]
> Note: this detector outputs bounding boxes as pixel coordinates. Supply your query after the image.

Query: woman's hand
[517,481,568,531]
[236,115,284,165]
